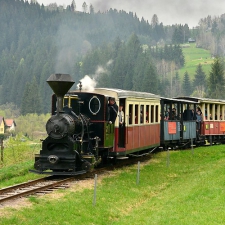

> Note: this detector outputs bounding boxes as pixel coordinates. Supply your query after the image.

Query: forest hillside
[0,0,225,116]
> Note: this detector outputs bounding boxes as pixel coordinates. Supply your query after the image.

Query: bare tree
[191,86,205,98]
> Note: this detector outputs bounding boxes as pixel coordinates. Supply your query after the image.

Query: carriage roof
[175,96,225,104]
[91,88,160,99]
[161,97,197,104]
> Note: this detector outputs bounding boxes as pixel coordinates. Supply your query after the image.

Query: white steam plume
[78,59,113,91]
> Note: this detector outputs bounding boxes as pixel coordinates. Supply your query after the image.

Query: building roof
[5,119,16,127]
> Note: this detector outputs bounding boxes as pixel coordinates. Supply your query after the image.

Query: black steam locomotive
[31,73,114,175]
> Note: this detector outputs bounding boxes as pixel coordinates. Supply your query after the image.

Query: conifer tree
[174,45,185,67]
[123,33,142,90]
[82,2,87,13]
[193,64,206,87]
[172,25,184,44]
[21,77,42,115]
[192,63,206,97]
[207,57,225,99]
[89,4,94,14]
[71,0,76,12]
[172,72,182,97]
[141,62,159,94]
[151,14,159,28]
[132,53,148,91]
[182,71,192,96]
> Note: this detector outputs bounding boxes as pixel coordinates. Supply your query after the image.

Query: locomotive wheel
[82,161,91,171]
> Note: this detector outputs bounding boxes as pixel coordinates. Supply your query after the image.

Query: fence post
[191,138,194,155]
[0,138,3,162]
[136,161,140,185]
[167,148,170,167]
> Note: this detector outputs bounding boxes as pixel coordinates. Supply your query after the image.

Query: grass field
[0,136,42,187]
[1,145,225,225]
[178,43,212,80]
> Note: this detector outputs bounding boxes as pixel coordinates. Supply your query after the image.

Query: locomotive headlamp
[48,155,59,164]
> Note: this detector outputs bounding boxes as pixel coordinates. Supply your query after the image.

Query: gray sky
[37,0,225,27]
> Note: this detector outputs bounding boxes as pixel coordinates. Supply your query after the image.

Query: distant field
[178,43,212,80]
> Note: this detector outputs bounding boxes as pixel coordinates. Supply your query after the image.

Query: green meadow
[178,43,212,80]
[1,145,225,225]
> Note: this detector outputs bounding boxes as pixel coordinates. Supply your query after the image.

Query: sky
[37,0,225,28]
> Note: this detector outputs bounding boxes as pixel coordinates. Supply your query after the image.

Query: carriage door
[118,98,126,147]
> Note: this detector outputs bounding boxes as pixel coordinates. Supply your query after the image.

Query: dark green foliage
[0,0,190,115]
[182,71,192,96]
[0,1,173,114]
[193,64,206,89]
[77,34,161,94]
[21,77,42,115]
[141,62,158,93]
[207,57,225,99]
[123,34,143,90]
[173,45,185,67]
[150,44,184,68]
[172,72,182,97]
[172,25,184,44]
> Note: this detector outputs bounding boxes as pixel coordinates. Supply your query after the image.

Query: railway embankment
[1,145,225,224]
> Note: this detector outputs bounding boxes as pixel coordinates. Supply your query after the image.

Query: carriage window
[151,105,154,123]
[155,105,159,122]
[215,105,219,120]
[209,104,213,120]
[140,105,144,124]
[129,104,133,124]
[146,105,149,123]
[205,103,208,120]
[135,104,139,124]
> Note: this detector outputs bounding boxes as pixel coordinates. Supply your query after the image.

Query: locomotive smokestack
[47,74,75,115]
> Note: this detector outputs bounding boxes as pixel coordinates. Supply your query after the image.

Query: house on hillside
[0,116,5,134]
[5,119,16,133]
[188,38,196,43]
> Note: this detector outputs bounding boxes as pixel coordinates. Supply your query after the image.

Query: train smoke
[78,59,113,91]
[78,75,97,92]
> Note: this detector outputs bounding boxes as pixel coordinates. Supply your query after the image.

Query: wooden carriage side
[93,88,161,155]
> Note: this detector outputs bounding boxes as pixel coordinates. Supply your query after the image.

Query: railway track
[0,176,73,205]
[0,154,152,205]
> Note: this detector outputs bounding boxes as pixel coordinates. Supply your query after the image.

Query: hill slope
[179,43,212,80]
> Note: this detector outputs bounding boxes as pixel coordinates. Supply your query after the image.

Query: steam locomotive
[30,73,225,175]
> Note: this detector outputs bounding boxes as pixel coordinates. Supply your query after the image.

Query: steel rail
[0,176,73,204]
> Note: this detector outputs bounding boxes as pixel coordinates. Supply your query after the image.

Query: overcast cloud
[37,0,225,27]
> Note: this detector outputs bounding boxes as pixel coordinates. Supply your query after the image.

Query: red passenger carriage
[90,88,161,156]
